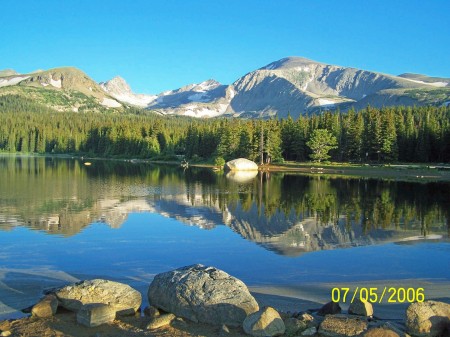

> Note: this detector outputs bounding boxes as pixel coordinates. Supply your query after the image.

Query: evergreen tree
[306,129,338,162]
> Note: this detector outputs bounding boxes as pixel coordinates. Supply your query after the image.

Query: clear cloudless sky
[1,0,449,93]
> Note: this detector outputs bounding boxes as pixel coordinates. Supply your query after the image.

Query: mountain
[398,73,450,86]
[0,69,18,77]
[0,67,123,112]
[101,77,230,117]
[225,57,449,118]
[147,79,230,117]
[100,76,156,107]
[101,56,449,118]
[2,58,449,118]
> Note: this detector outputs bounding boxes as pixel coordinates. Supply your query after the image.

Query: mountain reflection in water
[0,156,448,256]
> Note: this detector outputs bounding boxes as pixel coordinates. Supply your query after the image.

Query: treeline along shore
[0,95,449,164]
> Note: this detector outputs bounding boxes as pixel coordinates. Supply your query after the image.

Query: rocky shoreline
[0,264,448,337]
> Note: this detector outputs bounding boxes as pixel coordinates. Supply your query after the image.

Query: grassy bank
[261,161,450,182]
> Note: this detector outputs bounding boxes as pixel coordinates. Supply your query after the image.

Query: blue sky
[1,0,449,93]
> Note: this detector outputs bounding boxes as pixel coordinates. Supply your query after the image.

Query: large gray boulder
[224,158,258,171]
[405,300,450,337]
[148,264,259,326]
[54,279,141,315]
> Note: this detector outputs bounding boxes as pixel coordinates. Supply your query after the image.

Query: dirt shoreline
[1,279,449,337]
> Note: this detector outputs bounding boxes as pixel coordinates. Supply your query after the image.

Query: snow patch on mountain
[101,98,122,108]
[114,93,156,107]
[0,76,30,88]
[100,76,156,107]
[295,66,310,72]
[183,103,228,118]
[317,98,336,106]
[50,78,62,88]
[402,78,448,87]
[196,80,220,91]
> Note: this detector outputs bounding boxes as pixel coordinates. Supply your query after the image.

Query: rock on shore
[54,279,141,315]
[243,306,285,336]
[148,264,259,326]
[405,301,450,337]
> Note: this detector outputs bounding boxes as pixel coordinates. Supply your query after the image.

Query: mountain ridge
[0,66,123,112]
[101,56,449,118]
[1,57,449,118]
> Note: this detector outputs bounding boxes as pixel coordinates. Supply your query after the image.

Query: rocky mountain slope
[226,57,450,118]
[102,56,450,118]
[100,76,156,107]
[0,67,123,112]
[1,57,449,118]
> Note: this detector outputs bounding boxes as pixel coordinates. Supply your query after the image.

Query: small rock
[0,321,11,331]
[380,322,408,337]
[301,326,318,336]
[32,294,58,318]
[319,314,368,337]
[146,313,176,330]
[299,312,317,327]
[243,306,286,337]
[363,327,400,337]
[349,299,374,317]
[219,324,230,336]
[0,331,11,337]
[284,317,308,336]
[405,300,450,337]
[143,306,160,318]
[318,301,342,316]
[173,317,187,326]
[76,303,116,327]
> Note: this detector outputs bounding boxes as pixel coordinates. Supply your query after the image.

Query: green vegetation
[213,156,226,167]
[0,94,449,164]
[0,86,111,113]
[306,129,338,162]
[405,88,450,103]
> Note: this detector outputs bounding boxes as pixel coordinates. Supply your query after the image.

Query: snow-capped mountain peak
[100,76,156,107]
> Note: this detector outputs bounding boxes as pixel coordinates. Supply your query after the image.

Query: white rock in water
[54,279,141,315]
[77,303,116,327]
[224,158,258,171]
[225,170,258,183]
[148,264,259,326]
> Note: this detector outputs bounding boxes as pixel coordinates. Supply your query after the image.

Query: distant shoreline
[2,153,450,182]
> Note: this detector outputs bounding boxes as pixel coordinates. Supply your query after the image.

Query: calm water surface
[0,155,449,317]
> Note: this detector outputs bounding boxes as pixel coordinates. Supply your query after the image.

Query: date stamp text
[331,287,425,304]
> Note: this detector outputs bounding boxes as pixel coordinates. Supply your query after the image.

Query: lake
[0,155,449,319]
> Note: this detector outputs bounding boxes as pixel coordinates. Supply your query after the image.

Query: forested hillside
[0,95,449,163]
